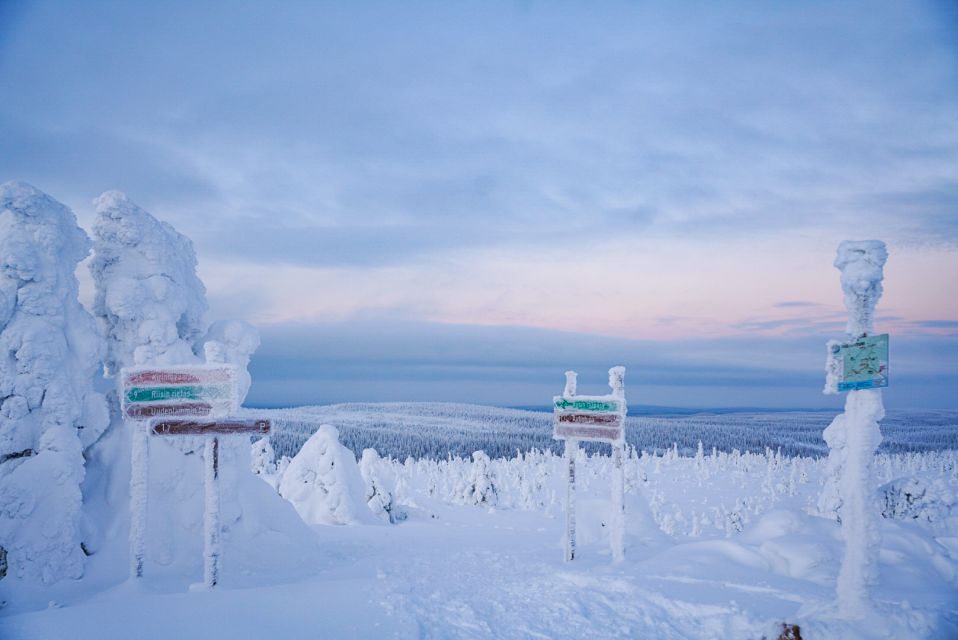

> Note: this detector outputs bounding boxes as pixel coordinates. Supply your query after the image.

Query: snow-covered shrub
[279,425,378,526]
[0,181,110,584]
[881,474,957,530]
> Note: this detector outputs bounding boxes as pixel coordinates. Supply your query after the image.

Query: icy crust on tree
[360,448,400,523]
[0,181,109,584]
[835,240,887,338]
[279,425,379,526]
[90,191,207,372]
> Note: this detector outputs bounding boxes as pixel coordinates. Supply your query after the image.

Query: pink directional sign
[120,365,237,420]
[553,396,625,443]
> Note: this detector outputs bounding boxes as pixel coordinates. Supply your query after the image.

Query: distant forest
[242,403,958,461]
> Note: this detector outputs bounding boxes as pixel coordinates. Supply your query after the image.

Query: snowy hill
[248,402,958,461]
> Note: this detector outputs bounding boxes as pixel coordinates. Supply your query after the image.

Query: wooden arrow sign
[150,419,271,436]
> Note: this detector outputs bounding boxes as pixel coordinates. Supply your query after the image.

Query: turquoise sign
[553,398,621,413]
[836,333,889,392]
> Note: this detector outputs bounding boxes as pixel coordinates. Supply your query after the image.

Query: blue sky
[2,1,957,408]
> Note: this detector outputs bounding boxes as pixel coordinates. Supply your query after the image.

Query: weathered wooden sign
[120,365,237,420]
[151,419,271,436]
[119,363,243,589]
[553,396,625,443]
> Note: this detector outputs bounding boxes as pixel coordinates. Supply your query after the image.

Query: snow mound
[0,181,109,584]
[280,425,379,526]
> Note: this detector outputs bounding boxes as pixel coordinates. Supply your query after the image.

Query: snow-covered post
[202,341,226,589]
[824,240,888,618]
[129,423,149,579]
[608,366,626,563]
[563,370,577,562]
[203,436,220,588]
[564,438,578,562]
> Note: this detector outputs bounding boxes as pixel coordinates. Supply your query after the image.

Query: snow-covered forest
[255,402,958,461]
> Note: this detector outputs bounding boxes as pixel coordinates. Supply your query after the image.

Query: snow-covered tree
[462,450,498,507]
[89,190,207,372]
[279,425,378,526]
[0,181,110,584]
[360,448,401,523]
[251,437,278,487]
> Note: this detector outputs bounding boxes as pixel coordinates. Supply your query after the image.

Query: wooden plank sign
[151,419,271,436]
[553,395,625,443]
[120,365,238,420]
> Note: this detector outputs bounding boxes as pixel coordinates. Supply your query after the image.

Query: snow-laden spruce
[279,425,379,525]
[360,448,402,523]
[90,191,208,372]
[0,182,109,584]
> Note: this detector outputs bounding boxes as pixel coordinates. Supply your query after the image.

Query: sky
[1,0,957,409]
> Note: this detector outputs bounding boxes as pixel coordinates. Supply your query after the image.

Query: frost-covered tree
[90,191,207,372]
[461,450,498,507]
[279,425,378,525]
[251,437,278,486]
[360,448,400,523]
[0,182,109,584]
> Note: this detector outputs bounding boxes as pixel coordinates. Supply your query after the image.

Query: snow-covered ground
[3,423,957,639]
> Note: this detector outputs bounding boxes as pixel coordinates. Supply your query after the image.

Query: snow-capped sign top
[835,240,887,338]
[553,367,627,444]
[119,363,238,420]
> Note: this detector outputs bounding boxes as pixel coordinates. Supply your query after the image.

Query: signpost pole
[826,241,888,618]
[129,420,149,579]
[608,366,626,562]
[203,436,220,589]
[564,438,578,563]
[610,443,625,562]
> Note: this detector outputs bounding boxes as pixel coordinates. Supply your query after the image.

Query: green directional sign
[553,398,621,413]
[125,385,231,404]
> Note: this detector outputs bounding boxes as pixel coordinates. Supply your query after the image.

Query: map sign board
[553,396,625,443]
[833,334,889,392]
[120,365,237,420]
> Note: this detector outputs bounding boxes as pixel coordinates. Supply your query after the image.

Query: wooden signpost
[120,363,267,589]
[553,367,627,563]
[150,417,269,589]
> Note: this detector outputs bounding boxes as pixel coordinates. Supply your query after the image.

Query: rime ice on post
[553,367,627,562]
[608,366,626,562]
[822,240,887,619]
